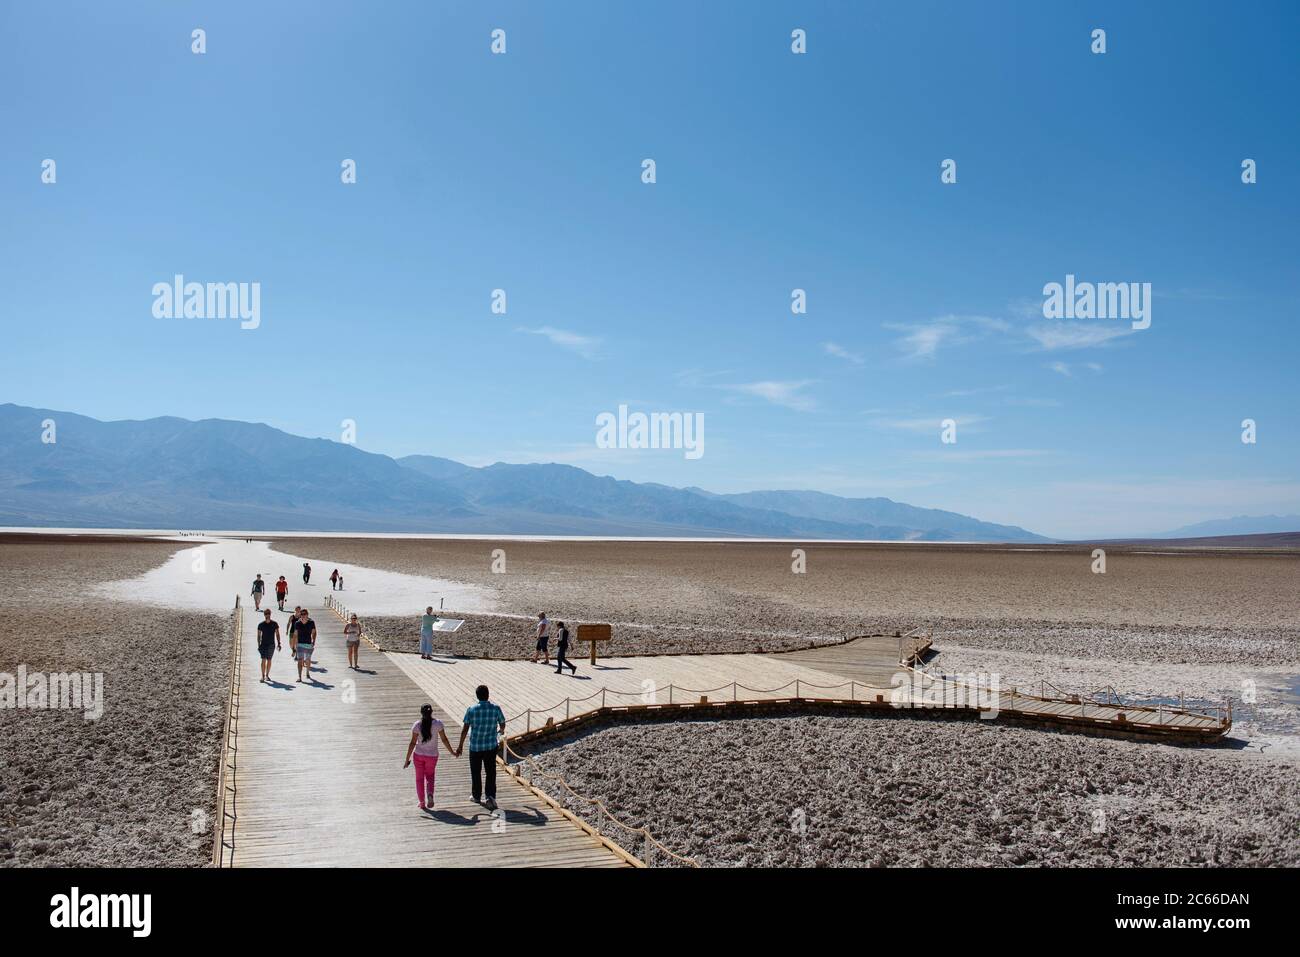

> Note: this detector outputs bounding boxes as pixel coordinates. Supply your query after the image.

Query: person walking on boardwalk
[290,607,317,683]
[302,562,311,585]
[419,606,439,660]
[404,704,457,810]
[554,621,577,675]
[344,612,362,669]
[256,608,281,682]
[250,573,266,611]
[531,612,550,665]
[454,685,506,810]
[274,575,289,611]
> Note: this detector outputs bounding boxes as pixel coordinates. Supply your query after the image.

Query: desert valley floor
[1,533,1297,867]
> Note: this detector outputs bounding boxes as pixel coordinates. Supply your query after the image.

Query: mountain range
[0,403,1055,541]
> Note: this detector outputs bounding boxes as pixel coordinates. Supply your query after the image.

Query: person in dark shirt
[554,621,577,675]
[290,608,317,683]
[256,608,281,682]
[302,562,311,585]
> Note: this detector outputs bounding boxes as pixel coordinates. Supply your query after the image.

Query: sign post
[576,623,612,665]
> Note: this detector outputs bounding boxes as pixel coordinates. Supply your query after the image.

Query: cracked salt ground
[520,714,1300,868]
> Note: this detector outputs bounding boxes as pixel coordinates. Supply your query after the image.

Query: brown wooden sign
[576,623,612,664]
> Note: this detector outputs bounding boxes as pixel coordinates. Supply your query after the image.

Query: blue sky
[2,1,1297,538]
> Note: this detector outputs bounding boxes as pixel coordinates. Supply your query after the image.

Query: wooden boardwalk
[222,602,627,867]
[388,648,860,732]
[390,632,1225,743]
[769,634,926,687]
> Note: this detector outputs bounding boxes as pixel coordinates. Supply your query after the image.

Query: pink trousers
[414,754,438,805]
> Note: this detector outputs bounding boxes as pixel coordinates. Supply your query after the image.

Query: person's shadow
[427,808,476,825]
[266,679,295,691]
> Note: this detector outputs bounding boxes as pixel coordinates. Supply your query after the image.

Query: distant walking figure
[532,612,550,665]
[419,606,438,660]
[290,608,317,683]
[221,559,225,570]
[250,574,266,611]
[404,704,456,810]
[337,572,343,590]
[344,613,362,669]
[302,562,312,585]
[256,608,281,682]
[330,568,339,591]
[275,575,289,611]
[554,621,577,675]
[455,685,506,810]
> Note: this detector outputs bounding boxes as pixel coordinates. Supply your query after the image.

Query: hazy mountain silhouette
[0,403,1049,541]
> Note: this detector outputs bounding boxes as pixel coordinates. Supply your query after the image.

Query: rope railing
[902,666,1231,729]
[503,677,866,729]
[499,736,698,868]
[213,594,244,867]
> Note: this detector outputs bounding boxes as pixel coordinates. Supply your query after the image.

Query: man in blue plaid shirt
[455,684,506,809]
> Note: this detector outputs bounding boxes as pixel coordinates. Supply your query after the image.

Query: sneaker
[484,798,498,811]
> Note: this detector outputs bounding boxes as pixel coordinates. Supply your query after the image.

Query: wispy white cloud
[1048,360,1104,376]
[869,413,990,433]
[822,341,864,365]
[517,326,601,359]
[721,380,817,411]
[885,315,1010,360]
[1026,322,1133,351]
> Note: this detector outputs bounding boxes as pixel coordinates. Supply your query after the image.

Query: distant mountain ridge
[1150,515,1300,538]
[0,403,1048,541]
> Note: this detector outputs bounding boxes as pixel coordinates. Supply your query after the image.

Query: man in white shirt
[531,612,550,665]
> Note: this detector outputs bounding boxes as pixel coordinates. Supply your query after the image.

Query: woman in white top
[343,613,362,669]
[404,704,456,810]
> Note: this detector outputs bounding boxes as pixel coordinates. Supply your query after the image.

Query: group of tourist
[254,604,364,682]
[531,611,578,675]
[247,580,538,816]
[250,566,344,613]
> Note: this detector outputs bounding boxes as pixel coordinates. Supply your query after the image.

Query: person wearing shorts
[256,608,281,682]
[290,608,317,683]
[250,574,266,611]
[531,612,550,665]
[274,576,288,611]
[419,606,438,660]
[344,613,362,669]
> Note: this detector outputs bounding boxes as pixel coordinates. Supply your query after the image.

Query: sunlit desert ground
[3,534,1297,866]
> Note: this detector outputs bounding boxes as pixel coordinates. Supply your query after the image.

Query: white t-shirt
[344,623,361,642]
[412,719,443,757]
[536,618,549,637]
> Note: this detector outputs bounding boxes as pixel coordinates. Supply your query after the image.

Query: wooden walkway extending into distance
[214,602,1228,867]
[217,598,628,867]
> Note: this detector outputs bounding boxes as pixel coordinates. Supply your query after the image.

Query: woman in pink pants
[403,704,456,810]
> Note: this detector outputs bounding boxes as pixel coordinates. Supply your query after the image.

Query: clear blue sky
[2,1,1297,538]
